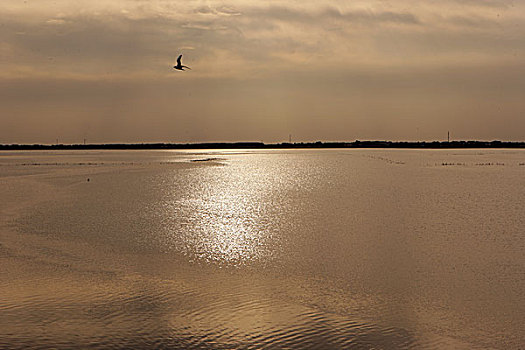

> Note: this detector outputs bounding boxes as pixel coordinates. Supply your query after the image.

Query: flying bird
[174,54,191,71]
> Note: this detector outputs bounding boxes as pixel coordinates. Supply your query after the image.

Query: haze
[1,0,524,143]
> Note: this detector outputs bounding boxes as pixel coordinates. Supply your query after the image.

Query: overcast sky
[1,0,524,143]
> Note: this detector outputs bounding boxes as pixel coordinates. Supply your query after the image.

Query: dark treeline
[1,140,525,150]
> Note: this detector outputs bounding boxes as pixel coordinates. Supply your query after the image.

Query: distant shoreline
[1,141,525,150]
[2,141,525,150]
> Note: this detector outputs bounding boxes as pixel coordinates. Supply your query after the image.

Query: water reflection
[161,156,293,267]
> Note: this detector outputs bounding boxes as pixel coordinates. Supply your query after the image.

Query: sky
[1,0,524,143]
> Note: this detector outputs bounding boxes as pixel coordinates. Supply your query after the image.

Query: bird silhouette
[174,54,191,71]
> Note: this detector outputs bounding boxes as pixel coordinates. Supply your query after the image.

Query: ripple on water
[0,271,473,350]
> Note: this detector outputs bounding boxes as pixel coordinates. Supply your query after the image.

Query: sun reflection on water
[162,155,294,267]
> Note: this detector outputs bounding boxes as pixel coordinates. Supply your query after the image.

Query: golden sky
[1,0,524,143]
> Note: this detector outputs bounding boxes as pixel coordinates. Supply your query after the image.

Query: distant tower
[84,138,86,145]
[289,134,292,143]
[448,131,450,143]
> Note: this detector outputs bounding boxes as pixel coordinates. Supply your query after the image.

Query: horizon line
[1,140,525,150]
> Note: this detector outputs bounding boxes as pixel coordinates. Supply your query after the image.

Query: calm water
[1,149,524,349]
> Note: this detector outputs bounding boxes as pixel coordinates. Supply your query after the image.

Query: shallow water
[1,149,524,349]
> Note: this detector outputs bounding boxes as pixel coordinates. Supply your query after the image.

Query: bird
[173,54,191,71]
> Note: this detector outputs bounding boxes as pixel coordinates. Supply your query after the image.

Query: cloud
[241,6,420,25]
[454,0,511,8]
[195,5,241,16]
[216,6,242,16]
[444,14,500,28]
[0,1,524,81]
[45,18,68,25]
[1,0,525,142]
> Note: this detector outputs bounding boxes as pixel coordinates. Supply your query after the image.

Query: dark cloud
[242,6,420,25]
[454,0,511,8]
[195,6,215,15]
[444,15,501,28]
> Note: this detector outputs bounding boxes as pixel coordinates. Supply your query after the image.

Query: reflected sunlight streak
[162,157,287,267]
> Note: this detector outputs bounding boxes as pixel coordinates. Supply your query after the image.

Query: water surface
[1,149,524,349]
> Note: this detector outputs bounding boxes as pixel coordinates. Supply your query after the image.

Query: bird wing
[177,55,182,65]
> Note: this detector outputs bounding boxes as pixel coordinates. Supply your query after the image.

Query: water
[1,149,524,349]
